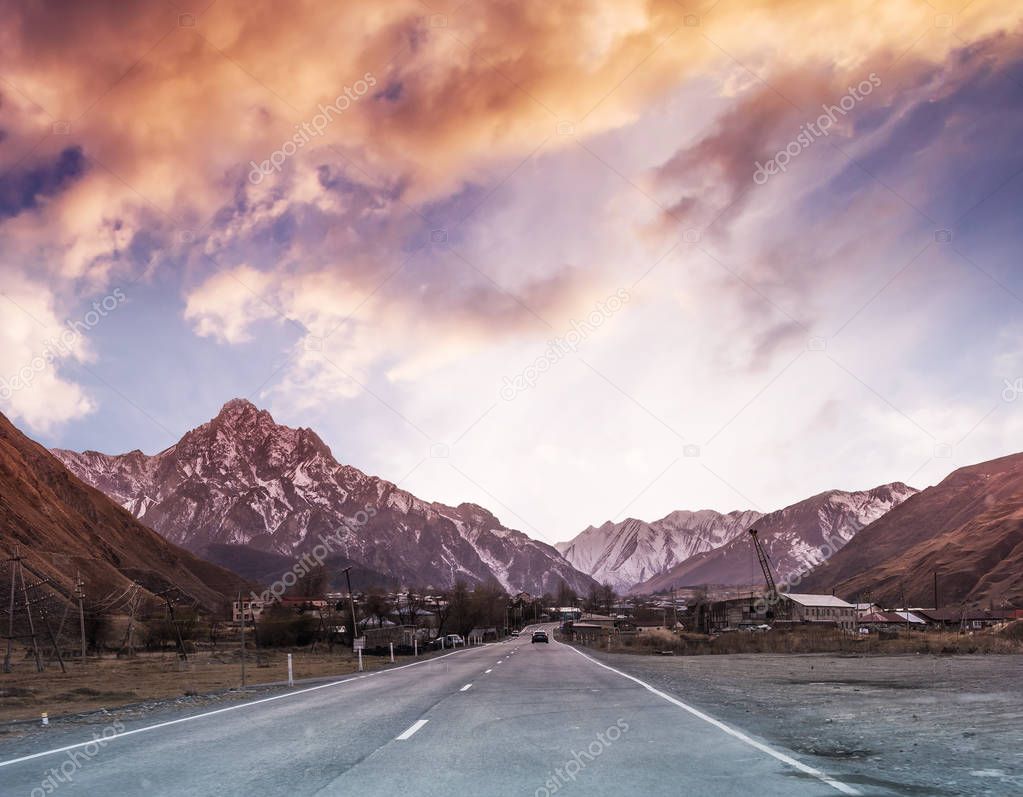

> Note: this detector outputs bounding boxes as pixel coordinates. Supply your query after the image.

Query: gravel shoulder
[577,648,1023,797]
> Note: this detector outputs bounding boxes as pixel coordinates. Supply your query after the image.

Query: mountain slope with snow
[557,509,762,591]
[630,483,918,594]
[799,453,1023,606]
[54,399,595,595]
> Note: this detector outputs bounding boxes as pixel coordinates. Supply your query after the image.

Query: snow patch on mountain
[557,508,763,590]
[54,399,594,594]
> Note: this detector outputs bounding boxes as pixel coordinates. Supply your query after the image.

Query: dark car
[531,631,549,644]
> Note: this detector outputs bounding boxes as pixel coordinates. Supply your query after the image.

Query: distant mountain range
[556,510,762,591]
[46,396,1023,608]
[799,453,1023,607]
[629,483,917,594]
[0,410,244,612]
[55,399,595,595]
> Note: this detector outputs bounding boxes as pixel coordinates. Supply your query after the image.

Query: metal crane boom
[748,528,778,603]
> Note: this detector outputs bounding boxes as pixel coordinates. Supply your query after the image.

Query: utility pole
[4,551,16,673]
[238,591,246,687]
[17,554,43,672]
[342,566,358,648]
[75,571,86,662]
[38,599,66,673]
[900,583,908,639]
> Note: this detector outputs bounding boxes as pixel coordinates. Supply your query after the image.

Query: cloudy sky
[1,0,1022,543]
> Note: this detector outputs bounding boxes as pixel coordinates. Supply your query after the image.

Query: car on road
[531,631,549,644]
[430,634,465,648]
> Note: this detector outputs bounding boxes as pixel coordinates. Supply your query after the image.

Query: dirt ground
[0,646,410,726]
[583,648,1023,797]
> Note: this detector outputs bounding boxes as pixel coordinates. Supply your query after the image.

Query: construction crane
[748,528,778,618]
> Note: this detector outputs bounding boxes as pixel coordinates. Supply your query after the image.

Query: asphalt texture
[0,627,866,796]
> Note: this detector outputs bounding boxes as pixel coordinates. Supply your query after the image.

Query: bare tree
[362,589,392,628]
[600,582,617,616]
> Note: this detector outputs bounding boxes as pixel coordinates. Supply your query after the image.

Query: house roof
[783,593,855,608]
[859,611,916,624]
[892,610,928,624]
[913,607,1013,623]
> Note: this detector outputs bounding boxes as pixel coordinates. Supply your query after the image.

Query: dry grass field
[587,624,1023,656]
[0,646,417,725]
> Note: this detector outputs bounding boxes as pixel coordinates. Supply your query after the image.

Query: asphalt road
[0,627,864,796]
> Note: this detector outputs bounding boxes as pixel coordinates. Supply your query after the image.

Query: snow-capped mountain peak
[54,400,595,595]
[556,508,763,591]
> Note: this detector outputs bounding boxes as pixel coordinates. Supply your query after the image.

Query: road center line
[396,719,429,740]
[484,669,492,674]
[0,647,477,769]
[563,643,861,797]
[459,683,472,692]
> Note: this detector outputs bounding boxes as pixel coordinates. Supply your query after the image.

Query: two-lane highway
[0,628,863,796]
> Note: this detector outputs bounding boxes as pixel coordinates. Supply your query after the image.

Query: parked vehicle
[431,634,465,648]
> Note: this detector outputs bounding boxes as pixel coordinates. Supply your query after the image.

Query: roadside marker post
[389,642,394,663]
[287,653,294,687]
[357,649,363,672]
[414,638,418,657]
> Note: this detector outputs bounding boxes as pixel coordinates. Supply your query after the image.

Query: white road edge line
[395,719,429,740]
[563,644,861,797]
[0,648,478,769]
[459,683,472,692]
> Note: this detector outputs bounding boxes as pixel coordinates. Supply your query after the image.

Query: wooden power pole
[75,571,87,662]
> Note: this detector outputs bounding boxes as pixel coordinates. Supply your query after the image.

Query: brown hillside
[0,411,245,613]
[800,453,1023,607]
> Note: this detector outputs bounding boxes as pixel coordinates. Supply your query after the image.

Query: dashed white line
[396,719,429,740]
[460,683,472,692]
[485,669,492,674]
[0,647,476,769]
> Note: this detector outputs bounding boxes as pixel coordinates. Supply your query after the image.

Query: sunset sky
[1,0,1022,542]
